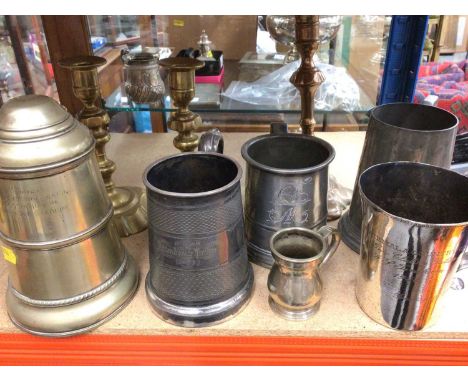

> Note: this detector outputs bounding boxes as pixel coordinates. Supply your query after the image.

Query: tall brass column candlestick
[59,56,147,237]
[159,57,205,152]
[290,18,351,219]
[290,16,325,135]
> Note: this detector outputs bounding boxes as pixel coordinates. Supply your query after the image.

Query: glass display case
[0,16,57,105]
[86,15,392,132]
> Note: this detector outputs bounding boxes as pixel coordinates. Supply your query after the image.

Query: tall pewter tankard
[0,95,139,337]
[357,162,468,331]
[338,103,458,253]
[143,140,253,327]
[241,123,335,268]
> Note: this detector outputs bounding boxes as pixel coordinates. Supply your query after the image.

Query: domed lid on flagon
[0,95,94,175]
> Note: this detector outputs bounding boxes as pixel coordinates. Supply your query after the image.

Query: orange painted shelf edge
[1,333,468,366]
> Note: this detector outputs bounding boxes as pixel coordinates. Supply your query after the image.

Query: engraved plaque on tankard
[0,95,139,337]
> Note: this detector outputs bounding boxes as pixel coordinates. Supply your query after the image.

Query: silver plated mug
[356,161,468,331]
[268,226,340,320]
[339,102,458,253]
[242,123,335,268]
[143,134,253,327]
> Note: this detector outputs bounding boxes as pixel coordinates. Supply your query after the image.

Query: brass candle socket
[159,57,205,152]
[290,16,325,135]
[59,56,147,237]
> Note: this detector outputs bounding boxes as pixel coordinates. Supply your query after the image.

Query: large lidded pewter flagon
[356,162,468,331]
[0,95,139,337]
[242,123,335,268]
[338,102,458,253]
[143,137,253,327]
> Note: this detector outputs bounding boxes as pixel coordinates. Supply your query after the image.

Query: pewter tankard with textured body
[339,103,458,253]
[0,95,138,337]
[356,162,468,331]
[144,145,253,327]
[241,123,335,268]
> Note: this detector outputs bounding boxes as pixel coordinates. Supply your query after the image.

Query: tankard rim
[143,151,242,198]
[369,102,459,134]
[270,227,327,264]
[122,52,160,65]
[359,161,468,228]
[241,133,335,175]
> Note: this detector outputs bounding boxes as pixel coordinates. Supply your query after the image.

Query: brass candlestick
[159,57,205,152]
[59,56,147,237]
[290,17,351,220]
[290,16,325,135]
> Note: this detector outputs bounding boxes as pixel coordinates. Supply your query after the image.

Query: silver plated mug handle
[198,128,224,153]
[317,226,341,268]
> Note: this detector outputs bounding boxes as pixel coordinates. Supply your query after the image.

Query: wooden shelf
[1,132,468,365]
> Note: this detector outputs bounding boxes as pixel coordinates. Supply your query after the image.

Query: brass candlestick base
[59,56,147,237]
[110,186,147,237]
[159,57,205,152]
[290,16,325,135]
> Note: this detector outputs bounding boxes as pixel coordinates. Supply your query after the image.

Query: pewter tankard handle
[317,226,340,268]
[198,128,224,153]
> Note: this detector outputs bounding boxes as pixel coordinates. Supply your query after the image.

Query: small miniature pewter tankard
[357,162,468,331]
[242,123,335,268]
[143,133,253,327]
[0,95,139,337]
[268,226,340,320]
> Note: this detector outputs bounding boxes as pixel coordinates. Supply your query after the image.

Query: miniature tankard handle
[270,122,289,135]
[198,128,224,153]
[317,226,341,268]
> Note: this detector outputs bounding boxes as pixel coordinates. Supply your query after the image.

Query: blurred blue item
[132,110,152,133]
[91,36,108,52]
[378,16,429,105]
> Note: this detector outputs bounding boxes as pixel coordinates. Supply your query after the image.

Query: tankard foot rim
[145,264,254,328]
[337,210,361,254]
[268,297,320,320]
[5,255,140,337]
